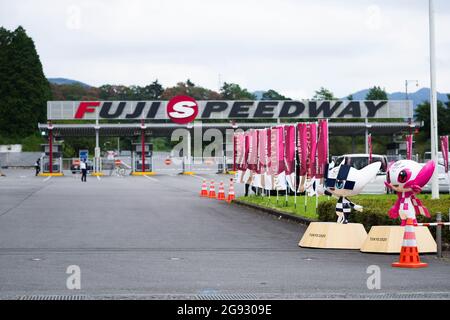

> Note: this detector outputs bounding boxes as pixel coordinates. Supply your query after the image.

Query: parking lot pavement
[0,169,449,299]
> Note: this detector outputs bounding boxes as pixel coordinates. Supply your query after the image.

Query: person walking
[80,160,87,182]
[35,158,41,176]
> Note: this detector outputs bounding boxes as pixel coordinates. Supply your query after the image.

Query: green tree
[312,87,335,100]
[415,100,450,139]
[262,89,290,100]
[365,86,388,100]
[347,94,354,101]
[0,26,52,138]
[161,81,220,100]
[220,82,256,100]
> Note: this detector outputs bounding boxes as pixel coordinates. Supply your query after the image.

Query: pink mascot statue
[385,160,435,226]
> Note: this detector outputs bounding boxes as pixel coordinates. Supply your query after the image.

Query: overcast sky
[1,0,449,98]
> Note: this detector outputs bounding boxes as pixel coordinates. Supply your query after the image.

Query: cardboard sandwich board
[299,222,368,250]
[360,226,437,253]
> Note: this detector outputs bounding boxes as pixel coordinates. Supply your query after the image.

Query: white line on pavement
[144,175,159,182]
[190,175,206,180]
[97,175,101,181]
[43,176,52,182]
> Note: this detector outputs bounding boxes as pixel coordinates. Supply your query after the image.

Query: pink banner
[406,134,413,160]
[270,128,279,175]
[316,119,329,178]
[307,123,317,178]
[284,125,296,175]
[257,129,267,174]
[441,136,449,173]
[270,127,285,175]
[234,133,245,171]
[368,134,372,164]
[266,128,272,175]
[297,123,308,176]
[242,132,250,171]
[247,129,258,172]
[277,127,286,174]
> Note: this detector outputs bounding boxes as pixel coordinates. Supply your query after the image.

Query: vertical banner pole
[294,124,297,210]
[141,119,145,173]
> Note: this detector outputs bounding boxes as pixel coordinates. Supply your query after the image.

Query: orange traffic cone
[392,218,428,268]
[217,181,226,200]
[208,180,216,198]
[227,179,235,203]
[200,180,208,197]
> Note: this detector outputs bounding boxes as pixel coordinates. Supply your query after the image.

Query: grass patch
[238,195,330,220]
[238,193,450,222]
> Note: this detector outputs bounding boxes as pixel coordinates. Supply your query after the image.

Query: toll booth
[132,143,153,174]
[40,143,63,175]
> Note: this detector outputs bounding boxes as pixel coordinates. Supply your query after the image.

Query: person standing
[80,160,87,182]
[35,158,41,176]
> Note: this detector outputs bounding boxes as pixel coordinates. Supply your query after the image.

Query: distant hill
[346,87,449,108]
[48,78,91,87]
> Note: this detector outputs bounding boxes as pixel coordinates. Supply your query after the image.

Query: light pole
[405,80,419,100]
[429,0,439,199]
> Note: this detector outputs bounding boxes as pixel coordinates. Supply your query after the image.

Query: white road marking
[144,175,159,182]
[97,175,101,181]
[43,176,52,182]
[190,174,206,180]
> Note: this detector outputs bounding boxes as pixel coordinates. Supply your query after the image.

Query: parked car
[332,154,388,194]
[423,151,450,170]
[422,163,450,194]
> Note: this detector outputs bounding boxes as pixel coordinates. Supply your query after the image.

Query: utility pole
[429,0,439,199]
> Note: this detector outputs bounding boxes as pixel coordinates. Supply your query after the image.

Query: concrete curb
[232,199,318,226]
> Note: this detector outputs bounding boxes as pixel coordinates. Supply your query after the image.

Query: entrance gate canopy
[47,100,413,121]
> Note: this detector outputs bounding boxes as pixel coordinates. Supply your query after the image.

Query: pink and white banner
[284,125,296,175]
[270,127,280,176]
[440,135,449,173]
[406,134,413,160]
[368,134,372,163]
[306,123,317,178]
[234,132,245,171]
[316,119,329,178]
[270,127,286,175]
[247,129,258,172]
[297,123,308,177]
[257,129,267,174]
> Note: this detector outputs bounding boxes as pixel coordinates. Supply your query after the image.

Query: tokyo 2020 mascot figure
[322,162,382,224]
[385,160,435,226]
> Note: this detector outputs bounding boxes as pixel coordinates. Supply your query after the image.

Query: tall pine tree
[0,26,51,138]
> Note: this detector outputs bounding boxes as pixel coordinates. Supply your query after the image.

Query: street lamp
[405,80,419,100]
[429,0,439,199]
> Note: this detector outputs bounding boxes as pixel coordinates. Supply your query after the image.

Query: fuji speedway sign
[47,96,413,122]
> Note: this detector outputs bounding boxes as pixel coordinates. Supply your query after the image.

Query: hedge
[318,195,450,244]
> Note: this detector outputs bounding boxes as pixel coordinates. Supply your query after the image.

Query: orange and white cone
[200,180,208,197]
[217,181,226,201]
[208,180,216,198]
[392,217,428,268]
[227,179,235,203]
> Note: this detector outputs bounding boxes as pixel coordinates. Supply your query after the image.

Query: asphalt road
[0,169,449,300]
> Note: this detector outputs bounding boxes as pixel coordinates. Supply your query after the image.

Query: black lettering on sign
[202,102,228,118]
[279,101,305,118]
[365,101,387,117]
[337,101,361,118]
[100,102,126,118]
[229,101,253,118]
[125,102,146,119]
[254,101,278,118]
[309,101,342,118]
[146,102,161,119]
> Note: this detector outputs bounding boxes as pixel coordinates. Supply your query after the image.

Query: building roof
[37,121,422,137]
